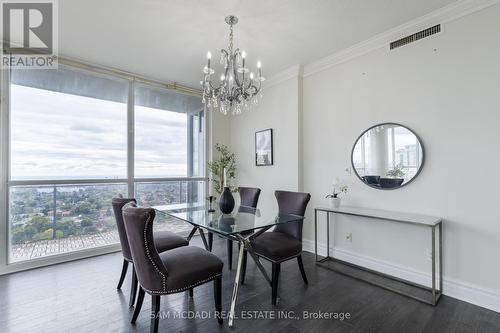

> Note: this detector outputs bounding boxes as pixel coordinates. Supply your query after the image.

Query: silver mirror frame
[351,123,425,190]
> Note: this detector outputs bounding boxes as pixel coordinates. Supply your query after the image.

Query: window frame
[0,60,206,272]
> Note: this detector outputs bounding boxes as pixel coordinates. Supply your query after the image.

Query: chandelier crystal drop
[201,15,264,115]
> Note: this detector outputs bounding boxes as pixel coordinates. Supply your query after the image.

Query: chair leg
[240,250,247,284]
[297,255,308,285]
[271,263,280,305]
[151,295,161,333]
[189,288,194,297]
[214,276,223,324]
[226,239,233,270]
[208,232,213,252]
[117,259,129,289]
[129,267,138,308]
[131,287,145,324]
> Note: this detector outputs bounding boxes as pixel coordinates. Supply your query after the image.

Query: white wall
[225,3,500,311]
[228,74,302,214]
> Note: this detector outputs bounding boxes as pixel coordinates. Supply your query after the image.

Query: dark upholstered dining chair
[112,198,189,307]
[122,203,223,333]
[249,190,311,305]
[207,187,261,270]
[227,187,261,270]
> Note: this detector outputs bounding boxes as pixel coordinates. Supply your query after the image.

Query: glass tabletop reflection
[153,204,303,236]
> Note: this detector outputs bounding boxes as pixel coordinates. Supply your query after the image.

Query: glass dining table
[153,203,304,327]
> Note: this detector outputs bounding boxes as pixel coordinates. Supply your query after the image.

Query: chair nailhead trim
[140,273,222,295]
[143,213,167,293]
[165,273,222,294]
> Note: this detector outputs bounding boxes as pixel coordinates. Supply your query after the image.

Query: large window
[6,64,205,264]
[9,184,127,262]
[10,67,129,180]
[135,180,205,236]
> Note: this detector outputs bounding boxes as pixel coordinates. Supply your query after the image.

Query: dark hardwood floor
[0,236,499,333]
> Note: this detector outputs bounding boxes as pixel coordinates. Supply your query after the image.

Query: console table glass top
[315,206,442,226]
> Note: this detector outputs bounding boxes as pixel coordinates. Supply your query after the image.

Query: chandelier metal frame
[202,15,264,115]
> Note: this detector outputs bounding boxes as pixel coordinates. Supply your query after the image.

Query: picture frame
[255,128,273,166]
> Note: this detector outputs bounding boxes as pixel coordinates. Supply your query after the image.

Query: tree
[12,225,36,244]
[32,229,57,241]
[30,215,52,233]
[74,202,93,214]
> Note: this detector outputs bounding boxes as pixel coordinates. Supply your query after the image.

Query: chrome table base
[228,230,272,327]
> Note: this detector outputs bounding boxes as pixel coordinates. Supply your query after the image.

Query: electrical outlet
[345,167,352,175]
[345,233,352,243]
[426,249,433,261]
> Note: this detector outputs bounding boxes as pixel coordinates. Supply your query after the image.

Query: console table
[314,206,443,305]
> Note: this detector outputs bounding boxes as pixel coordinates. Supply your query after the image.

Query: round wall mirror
[351,123,424,190]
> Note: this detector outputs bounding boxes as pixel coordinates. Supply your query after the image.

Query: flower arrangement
[326,181,348,208]
[325,185,348,199]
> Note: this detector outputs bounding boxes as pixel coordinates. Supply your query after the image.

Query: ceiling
[59,0,457,87]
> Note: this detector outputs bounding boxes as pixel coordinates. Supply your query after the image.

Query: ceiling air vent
[390,25,441,50]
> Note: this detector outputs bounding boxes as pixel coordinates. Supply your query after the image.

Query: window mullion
[0,66,11,268]
[127,79,135,197]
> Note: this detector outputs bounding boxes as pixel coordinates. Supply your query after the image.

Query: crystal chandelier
[201,15,264,115]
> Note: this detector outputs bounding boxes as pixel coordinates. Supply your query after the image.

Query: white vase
[330,197,341,208]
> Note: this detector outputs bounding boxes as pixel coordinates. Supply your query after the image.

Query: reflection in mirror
[352,124,424,189]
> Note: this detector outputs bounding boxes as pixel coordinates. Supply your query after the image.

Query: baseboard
[302,239,500,313]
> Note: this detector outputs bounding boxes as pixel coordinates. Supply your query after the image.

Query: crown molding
[265,64,303,88]
[303,0,500,77]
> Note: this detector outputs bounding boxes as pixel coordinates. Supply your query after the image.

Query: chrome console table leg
[439,222,443,294]
[326,212,330,258]
[314,208,443,306]
[314,209,318,262]
[432,225,436,305]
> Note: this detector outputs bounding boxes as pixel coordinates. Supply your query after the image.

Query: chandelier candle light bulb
[202,15,264,115]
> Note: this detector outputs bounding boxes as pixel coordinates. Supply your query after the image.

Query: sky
[10,85,188,180]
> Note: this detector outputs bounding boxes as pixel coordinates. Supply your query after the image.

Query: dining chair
[112,198,189,307]
[249,190,311,305]
[207,187,261,271]
[122,203,223,333]
[227,187,261,271]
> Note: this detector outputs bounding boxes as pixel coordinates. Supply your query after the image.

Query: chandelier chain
[229,24,233,55]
